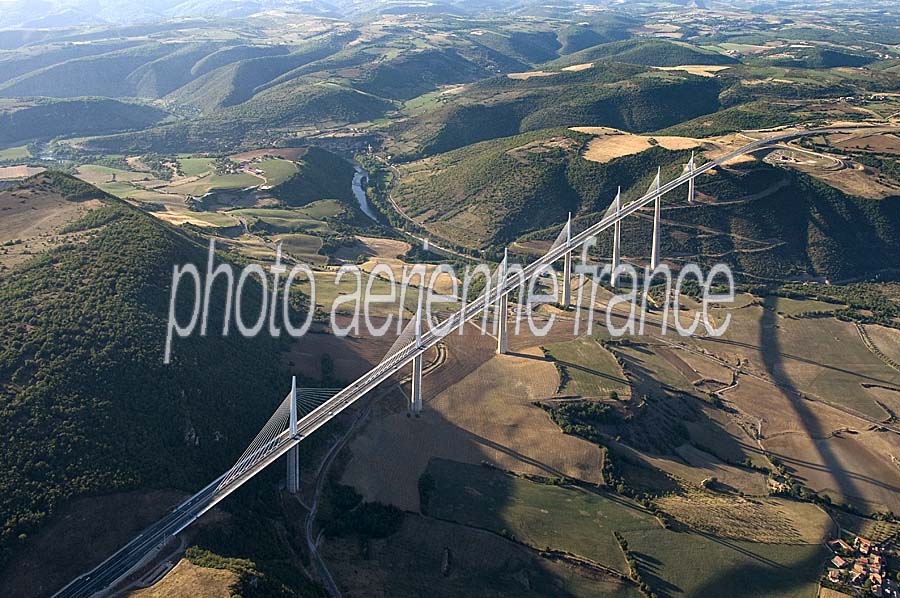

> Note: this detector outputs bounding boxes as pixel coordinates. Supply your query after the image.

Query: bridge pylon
[611,187,622,287]
[286,376,300,494]
[561,213,572,309]
[650,167,662,270]
[410,303,424,415]
[497,248,509,355]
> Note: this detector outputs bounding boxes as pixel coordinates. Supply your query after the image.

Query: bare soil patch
[831,132,900,156]
[0,182,104,268]
[720,376,900,513]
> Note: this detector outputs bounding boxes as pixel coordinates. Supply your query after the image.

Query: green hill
[355,49,495,101]
[0,39,143,83]
[552,38,739,68]
[469,30,562,65]
[80,81,395,154]
[169,35,354,112]
[394,130,900,280]
[0,42,188,98]
[0,173,292,573]
[394,65,722,157]
[0,97,168,145]
[753,46,873,69]
[270,146,356,207]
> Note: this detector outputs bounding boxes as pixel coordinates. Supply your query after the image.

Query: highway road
[53,124,897,598]
[54,474,225,598]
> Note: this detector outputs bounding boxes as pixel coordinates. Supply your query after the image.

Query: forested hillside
[0,98,168,145]
[396,130,900,280]
[0,174,291,572]
[395,65,723,157]
[271,146,356,206]
[552,38,739,68]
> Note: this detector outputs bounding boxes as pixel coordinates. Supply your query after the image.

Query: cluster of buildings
[827,536,893,596]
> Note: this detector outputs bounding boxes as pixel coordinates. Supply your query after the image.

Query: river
[352,166,379,222]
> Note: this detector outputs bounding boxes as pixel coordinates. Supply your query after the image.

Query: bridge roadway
[54,125,892,598]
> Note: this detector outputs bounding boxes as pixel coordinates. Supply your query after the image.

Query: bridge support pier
[287,376,300,494]
[611,187,621,287]
[561,213,572,309]
[410,354,423,415]
[650,167,662,270]
[688,152,695,203]
[410,305,424,415]
[497,291,509,355]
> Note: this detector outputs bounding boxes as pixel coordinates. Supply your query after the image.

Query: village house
[827,534,889,594]
[829,539,852,553]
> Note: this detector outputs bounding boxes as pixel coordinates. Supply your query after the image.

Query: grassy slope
[0,173,290,573]
[425,458,826,598]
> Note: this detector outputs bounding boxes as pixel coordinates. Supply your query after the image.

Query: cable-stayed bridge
[54,126,877,598]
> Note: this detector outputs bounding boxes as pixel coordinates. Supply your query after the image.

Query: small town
[826,535,898,597]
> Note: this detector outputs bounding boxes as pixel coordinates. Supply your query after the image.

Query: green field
[425,458,827,597]
[543,336,630,398]
[187,211,241,227]
[78,164,150,183]
[229,202,341,234]
[96,181,145,199]
[0,145,30,161]
[424,458,659,572]
[273,233,325,266]
[255,158,298,186]
[297,271,428,318]
[178,157,215,177]
[621,528,827,598]
[169,172,263,195]
[762,296,845,316]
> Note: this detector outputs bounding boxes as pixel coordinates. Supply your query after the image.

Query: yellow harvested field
[0,165,45,179]
[129,559,236,598]
[652,65,732,77]
[506,70,555,80]
[342,337,604,511]
[865,324,900,364]
[656,492,833,544]
[153,208,236,228]
[561,62,594,72]
[571,127,701,163]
